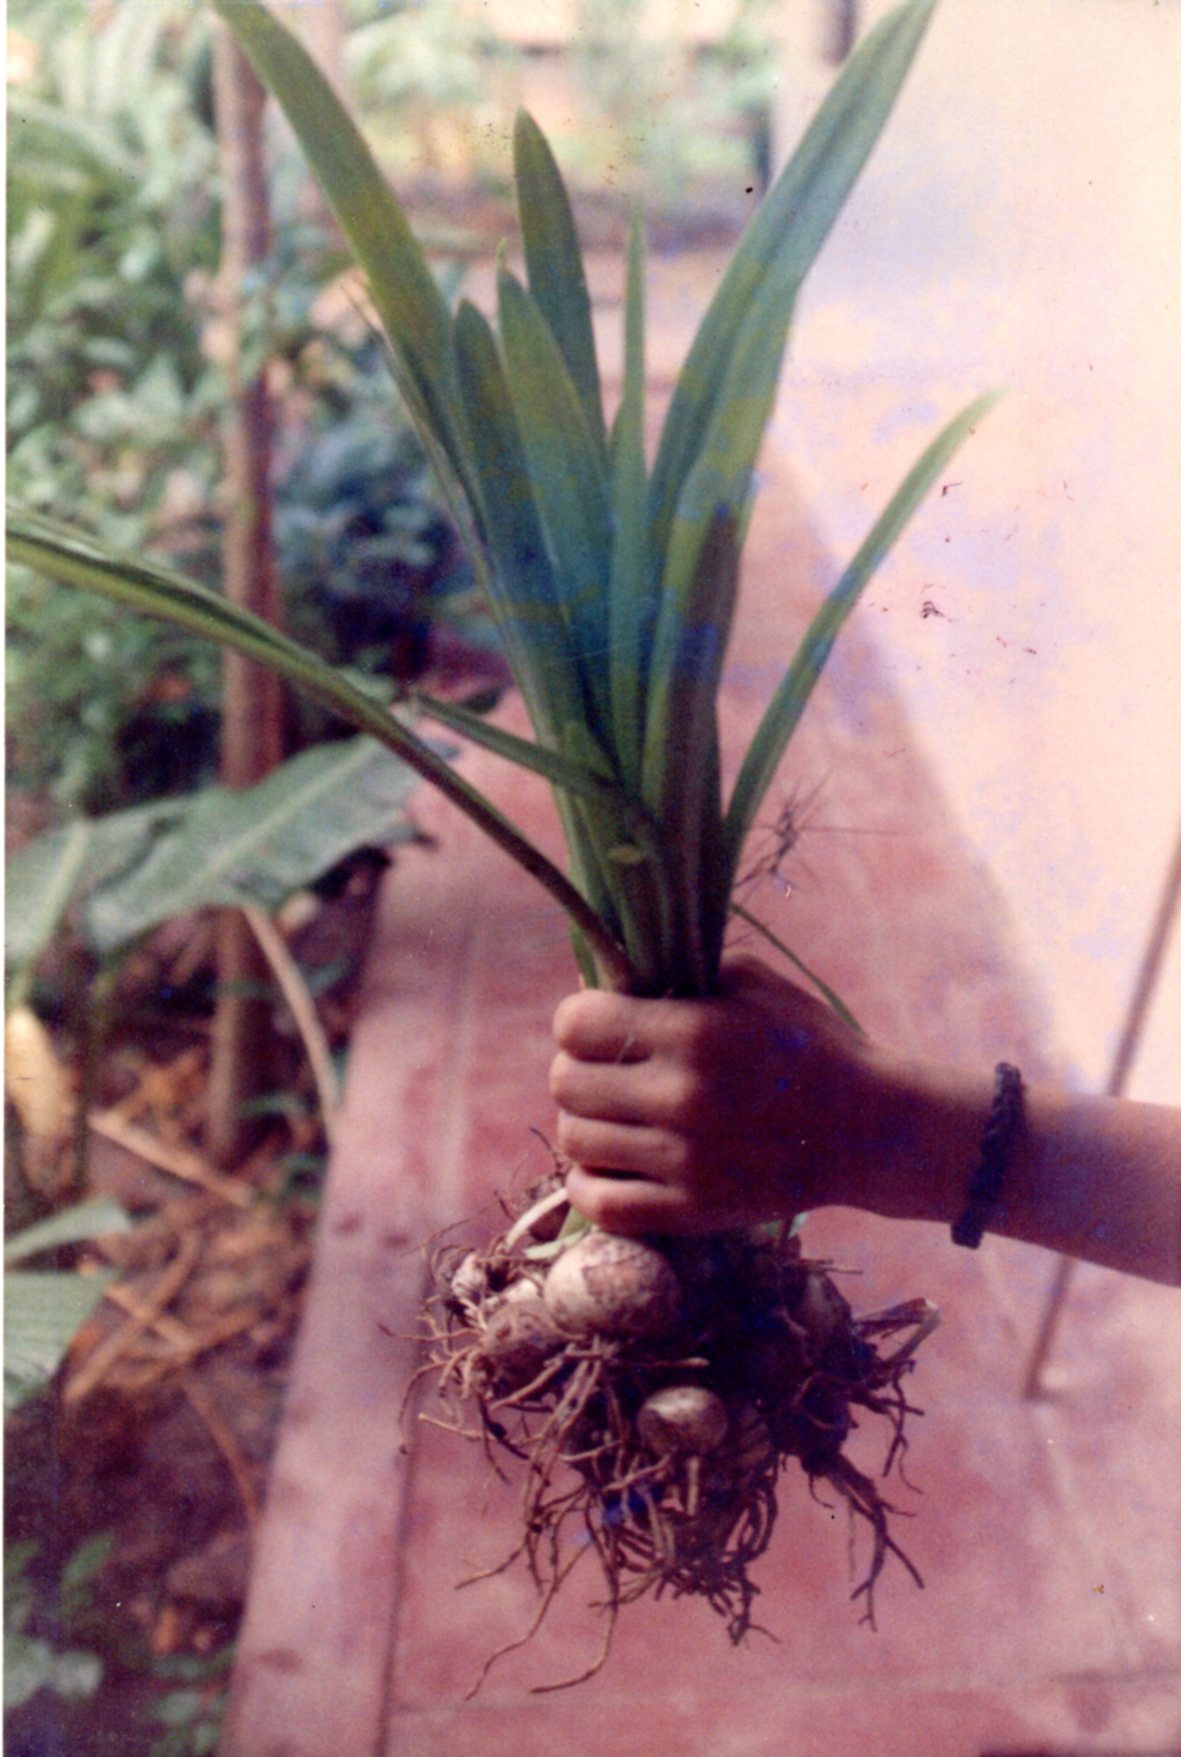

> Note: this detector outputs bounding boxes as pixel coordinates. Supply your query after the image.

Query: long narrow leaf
[514,110,607,457]
[648,0,936,560]
[722,392,998,887]
[607,214,653,787]
[6,510,635,987]
[640,508,741,991]
[643,266,796,753]
[497,267,614,741]
[5,1198,131,1267]
[413,691,652,824]
[209,0,470,493]
[560,720,672,994]
[451,301,583,739]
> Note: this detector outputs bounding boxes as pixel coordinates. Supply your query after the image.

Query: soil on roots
[414,1178,939,1694]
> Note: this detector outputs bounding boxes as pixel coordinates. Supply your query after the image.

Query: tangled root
[412,1177,938,1693]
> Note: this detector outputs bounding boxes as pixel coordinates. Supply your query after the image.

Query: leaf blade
[607,213,654,788]
[514,109,606,456]
[497,267,614,740]
[451,300,580,739]
[209,0,469,489]
[82,737,423,953]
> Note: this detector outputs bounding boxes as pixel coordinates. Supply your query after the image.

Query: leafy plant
[8,0,991,1662]
[9,0,987,998]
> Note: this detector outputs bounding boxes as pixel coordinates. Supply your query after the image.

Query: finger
[549,1055,649,1125]
[554,1112,685,1181]
[552,991,652,1063]
[564,1165,695,1236]
[549,1052,694,1128]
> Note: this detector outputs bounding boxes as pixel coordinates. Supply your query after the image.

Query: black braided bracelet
[951,1062,1024,1249]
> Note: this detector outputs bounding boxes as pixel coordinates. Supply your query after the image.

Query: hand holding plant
[551,955,875,1234]
[9,0,995,1686]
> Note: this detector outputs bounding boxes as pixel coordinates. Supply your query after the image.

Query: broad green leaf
[5,1197,131,1267]
[514,110,607,457]
[497,267,613,740]
[209,0,470,494]
[607,214,654,788]
[4,1269,114,1412]
[7,510,635,988]
[82,737,423,954]
[649,0,936,559]
[5,801,183,979]
[723,392,998,886]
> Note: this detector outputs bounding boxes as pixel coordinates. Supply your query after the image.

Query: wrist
[835,1045,991,1228]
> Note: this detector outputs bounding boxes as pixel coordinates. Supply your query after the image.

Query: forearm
[848,1052,1181,1286]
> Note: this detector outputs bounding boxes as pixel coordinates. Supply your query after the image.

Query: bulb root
[414,1189,937,1693]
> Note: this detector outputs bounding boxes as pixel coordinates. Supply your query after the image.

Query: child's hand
[549,956,876,1235]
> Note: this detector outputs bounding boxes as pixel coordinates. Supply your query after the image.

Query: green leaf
[641,266,799,824]
[4,1269,114,1412]
[497,267,614,740]
[607,214,653,788]
[59,1532,116,1619]
[5,1197,131,1267]
[451,301,575,736]
[413,691,647,819]
[641,508,742,990]
[649,0,937,559]
[81,737,423,954]
[8,92,142,187]
[5,801,184,981]
[514,110,607,456]
[723,392,999,885]
[209,0,470,494]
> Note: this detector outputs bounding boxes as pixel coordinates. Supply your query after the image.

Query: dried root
[414,1179,938,1691]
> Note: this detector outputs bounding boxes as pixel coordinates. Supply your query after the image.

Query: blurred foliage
[567,0,777,202]
[5,1534,111,1712]
[6,0,225,814]
[6,0,486,818]
[345,0,520,183]
[344,0,775,207]
[146,1648,234,1757]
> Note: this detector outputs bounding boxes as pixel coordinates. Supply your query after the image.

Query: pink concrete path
[220,376,1180,1755]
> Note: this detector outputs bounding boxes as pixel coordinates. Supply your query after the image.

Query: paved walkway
[219,398,1179,1750]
